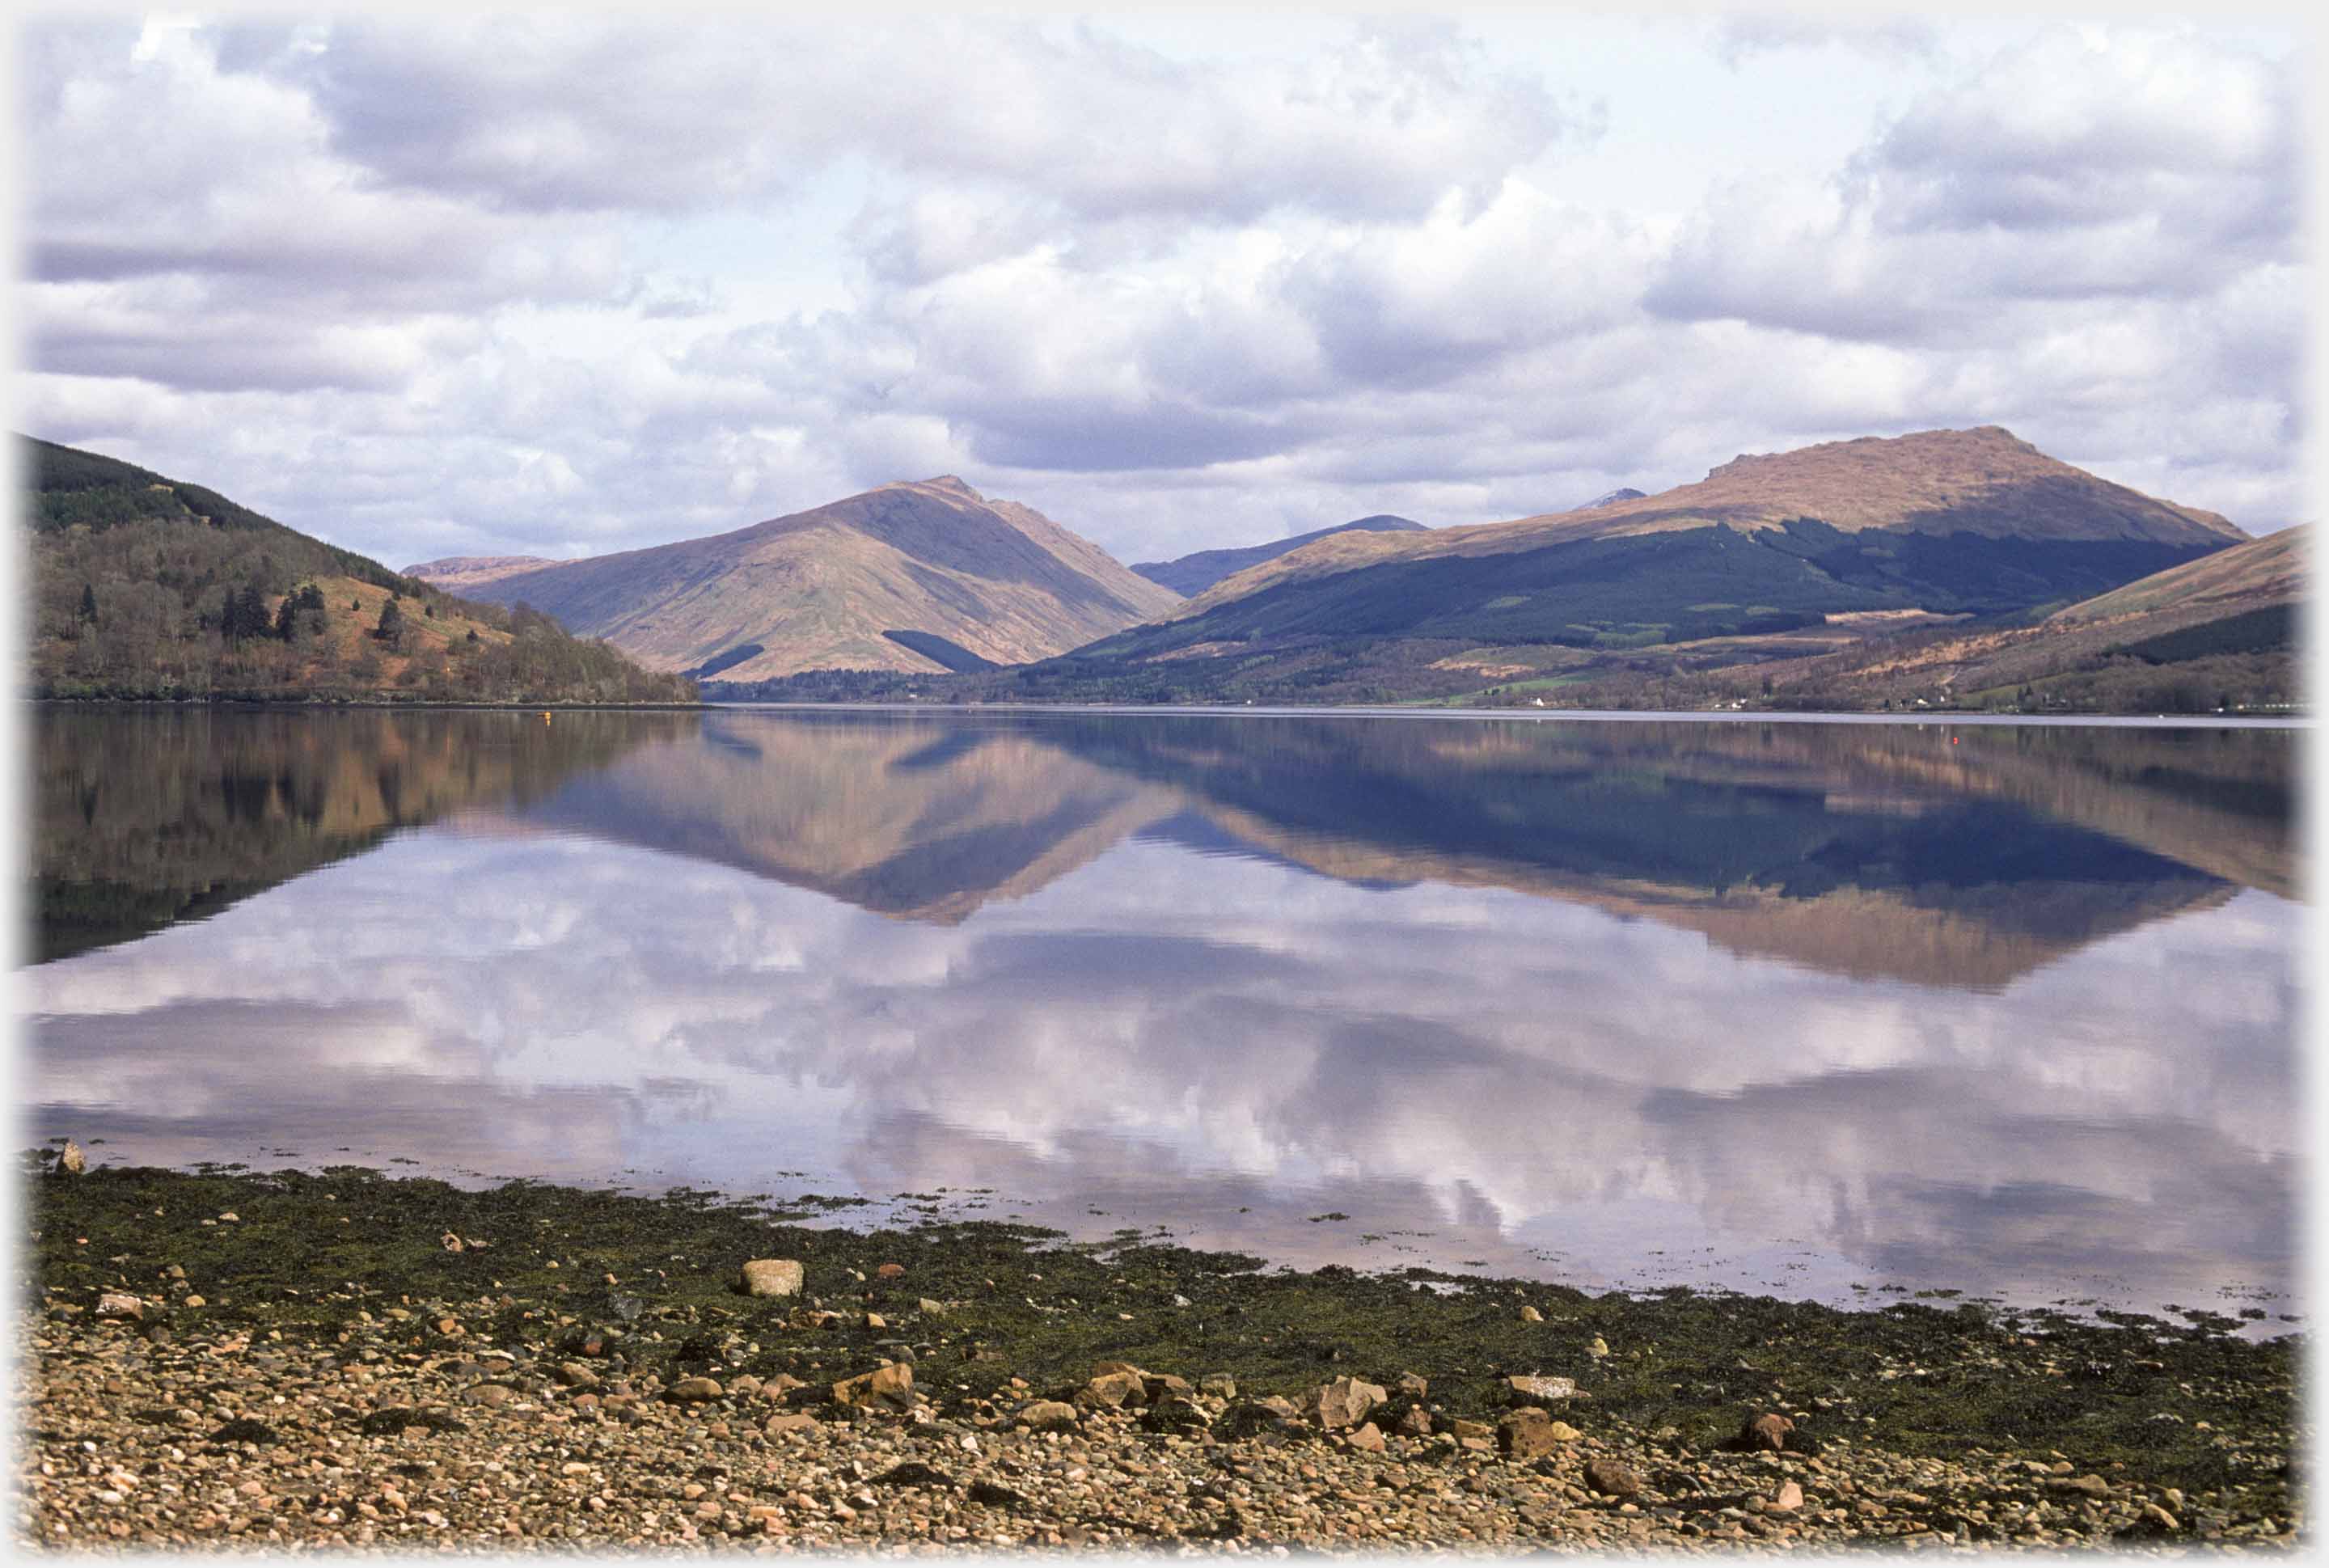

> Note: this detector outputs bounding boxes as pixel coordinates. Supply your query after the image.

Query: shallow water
[24,704,2304,1321]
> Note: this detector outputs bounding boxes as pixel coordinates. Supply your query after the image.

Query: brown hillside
[434,477,1182,680]
[2049,524,2304,626]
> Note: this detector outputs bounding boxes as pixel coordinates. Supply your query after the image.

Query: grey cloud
[285,17,1574,227]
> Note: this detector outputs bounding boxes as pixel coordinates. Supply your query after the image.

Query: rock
[1397,1405,1434,1439]
[872,1460,950,1487]
[1520,1304,1544,1323]
[968,1479,1027,1509]
[917,1297,948,1317]
[1498,1410,1568,1460]
[1503,1375,1576,1407]
[1585,1458,1642,1497]
[1143,1372,1193,1401]
[831,1362,913,1411]
[1346,1421,1387,1453]
[668,1377,725,1403]
[2056,1473,2111,1498]
[1216,1401,1304,1441]
[863,1311,886,1329]
[1200,1373,1238,1400]
[555,1363,599,1388]
[1588,1336,1610,1358]
[760,1372,808,1401]
[1769,1481,1804,1513]
[54,1140,85,1176]
[95,1293,142,1320]
[875,1262,906,1279]
[1082,1370,1147,1409]
[440,1232,465,1253]
[209,1418,278,1445]
[1742,1412,1794,1452]
[1396,1371,1429,1397]
[740,1259,805,1298]
[1311,1376,1388,1429]
[1140,1397,1214,1435]
[764,1411,819,1436]
[1016,1399,1080,1431]
[182,1295,205,1308]
[1448,1418,1493,1442]
[2141,1502,2180,1532]
[461,1383,515,1408]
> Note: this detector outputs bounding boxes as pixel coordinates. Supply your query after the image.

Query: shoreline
[709,699,2311,729]
[21,1160,2299,1551]
[23,695,2306,725]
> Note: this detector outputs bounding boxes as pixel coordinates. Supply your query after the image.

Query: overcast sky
[15,8,2309,570]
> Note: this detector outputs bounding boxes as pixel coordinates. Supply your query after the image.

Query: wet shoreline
[20,1160,2300,1551]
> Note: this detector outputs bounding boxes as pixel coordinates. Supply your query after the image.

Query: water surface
[25,706,2302,1321]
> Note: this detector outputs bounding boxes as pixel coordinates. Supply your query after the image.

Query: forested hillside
[21,437,695,704]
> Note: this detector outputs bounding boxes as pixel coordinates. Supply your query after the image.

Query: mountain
[22,437,694,704]
[1571,487,1646,509]
[414,476,1181,681]
[1130,514,1427,597]
[1054,426,2244,687]
[403,554,558,593]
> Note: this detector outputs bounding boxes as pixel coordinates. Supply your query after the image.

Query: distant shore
[711,698,2311,729]
[27,695,704,712]
[21,1159,2297,1551]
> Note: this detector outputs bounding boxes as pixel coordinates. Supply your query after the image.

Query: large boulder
[741,1259,805,1298]
[1498,1409,1580,1460]
[831,1362,914,1411]
[1015,1399,1080,1432]
[1082,1370,1148,1410]
[1585,1458,1642,1497]
[1311,1376,1388,1430]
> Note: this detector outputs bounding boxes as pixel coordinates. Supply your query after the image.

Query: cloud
[1713,14,1942,68]
[275,16,1577,227]
[1649,27,2298,339]
[15,15,2307,569]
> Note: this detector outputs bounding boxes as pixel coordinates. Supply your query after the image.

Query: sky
[12,6,2313,572]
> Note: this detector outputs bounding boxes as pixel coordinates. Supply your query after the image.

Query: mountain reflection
[497,709,2293,988]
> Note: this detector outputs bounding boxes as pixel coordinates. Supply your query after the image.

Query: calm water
[24,706,2304,1321]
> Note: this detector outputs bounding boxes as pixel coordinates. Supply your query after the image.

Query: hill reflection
[501,709,2292,989]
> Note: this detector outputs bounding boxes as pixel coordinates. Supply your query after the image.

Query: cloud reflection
[28,770,2299,1315]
